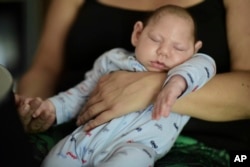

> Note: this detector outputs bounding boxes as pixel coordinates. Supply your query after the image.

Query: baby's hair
[142,5,198,42]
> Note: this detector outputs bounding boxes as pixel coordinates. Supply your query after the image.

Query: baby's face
[135,14,198,72]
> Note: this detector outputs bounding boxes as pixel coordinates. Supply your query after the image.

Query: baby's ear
[194,40,202,53]
[131,21,144,47]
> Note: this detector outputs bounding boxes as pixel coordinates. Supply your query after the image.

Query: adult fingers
[77,100,106,125]
[83,109,116,131]
[18,104,33,129]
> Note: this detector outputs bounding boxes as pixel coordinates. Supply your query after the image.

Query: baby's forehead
[149,14,194,33]
[146,5,195,29]
[151,10,193,25]
[144,5,197,41]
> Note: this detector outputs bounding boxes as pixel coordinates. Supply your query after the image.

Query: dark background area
[0,0,49,79]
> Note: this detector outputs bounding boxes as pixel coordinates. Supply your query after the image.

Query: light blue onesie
[41,48,216,167]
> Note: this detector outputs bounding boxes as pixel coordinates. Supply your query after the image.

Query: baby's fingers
[153,91,175,120]
[28,111,55,133]
[28,97,43,118]
[152,100,162,120]
[153,101,172,119]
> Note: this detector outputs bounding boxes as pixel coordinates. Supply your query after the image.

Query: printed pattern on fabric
[42,48,216,167]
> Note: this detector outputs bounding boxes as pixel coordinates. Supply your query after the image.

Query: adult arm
[80,0,250,130]
[82,72,250,131]
[173,0,250,120]
[16,0,84,99]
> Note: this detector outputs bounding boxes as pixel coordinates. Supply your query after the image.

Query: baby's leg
[41,125,96,167]
[96,143,156,167]
[41,135,83,167]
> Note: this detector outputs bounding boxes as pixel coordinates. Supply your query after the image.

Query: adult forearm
[172,71,250,121]
[16,69,58,99]
[78,71,250,131]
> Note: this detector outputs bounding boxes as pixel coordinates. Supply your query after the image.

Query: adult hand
[76,71,166,131]
[15,94,56,133]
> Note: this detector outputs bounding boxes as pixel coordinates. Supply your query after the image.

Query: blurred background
[0,0,49,79]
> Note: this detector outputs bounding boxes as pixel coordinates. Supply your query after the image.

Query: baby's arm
[49,65,102,125]
[16,50,118,131]
[50,49,118,125]
[152,53,216,120]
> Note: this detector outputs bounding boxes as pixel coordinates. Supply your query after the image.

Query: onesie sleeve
[164,53,216,97]
[49,50,115,125]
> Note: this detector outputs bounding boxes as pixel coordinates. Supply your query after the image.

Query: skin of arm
[16,0,84,99]
[80,0,250,130]
[15,0,85,133]
[172,0,250,120]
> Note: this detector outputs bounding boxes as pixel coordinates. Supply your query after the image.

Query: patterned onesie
[41,48,216,167]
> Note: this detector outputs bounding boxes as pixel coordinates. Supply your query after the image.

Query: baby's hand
[28,99,56,133]
[16,94,56,133]
[152,75,186,120]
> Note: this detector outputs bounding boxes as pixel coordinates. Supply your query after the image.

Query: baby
[20,5,216,167]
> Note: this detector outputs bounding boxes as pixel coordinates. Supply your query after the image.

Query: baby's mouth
[150,61,168,70]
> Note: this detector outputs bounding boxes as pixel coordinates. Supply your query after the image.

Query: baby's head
[131,5,202,72]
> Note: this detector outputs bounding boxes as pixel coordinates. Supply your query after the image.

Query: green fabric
[155,136,229,167]
[29,123,229,166]
[28,121,76,162]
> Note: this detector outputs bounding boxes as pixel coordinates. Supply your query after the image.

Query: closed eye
[149,36,161,43]
[174,46,186,51]
[148,33,161,43]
